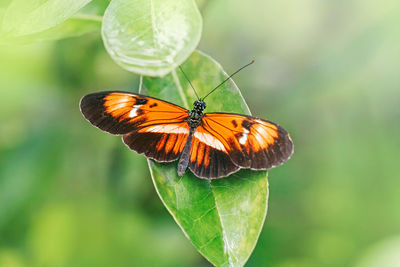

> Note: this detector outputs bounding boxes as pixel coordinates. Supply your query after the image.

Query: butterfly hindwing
[188,113,293,178]
[123,123,189,162]
[80,91,190,162]
[189,126,240,178]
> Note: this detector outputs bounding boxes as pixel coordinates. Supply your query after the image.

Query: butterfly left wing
[188,112,293,178]
[80,91,190,162]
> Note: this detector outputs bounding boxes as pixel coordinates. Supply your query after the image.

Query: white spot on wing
[112,103,128,110]
[142,124,189,134]
[194,131,225,151]
[129,106,140,117]
[239,133,248,145]
[253,132,265,146]
[254,124,268,137]
[238,128,250,145]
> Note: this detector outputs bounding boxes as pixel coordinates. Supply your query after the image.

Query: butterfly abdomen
[177,129,195,176]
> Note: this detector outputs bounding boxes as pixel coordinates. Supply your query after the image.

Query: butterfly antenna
[179,66,200,100]
[202,59,255,101]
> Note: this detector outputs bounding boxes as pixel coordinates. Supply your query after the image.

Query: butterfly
[80,62,293,179]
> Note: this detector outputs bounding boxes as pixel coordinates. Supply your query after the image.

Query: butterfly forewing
[80,91,190,162]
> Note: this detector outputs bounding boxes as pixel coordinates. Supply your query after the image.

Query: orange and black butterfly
[80,62,293,179]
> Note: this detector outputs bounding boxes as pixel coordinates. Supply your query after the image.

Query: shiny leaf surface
[2,0,92,36]
[0,16,101,44]
[102,0,202,76]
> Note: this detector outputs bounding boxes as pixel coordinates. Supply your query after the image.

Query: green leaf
[140,50,269,267]
[0,16,101,44]
[0,0,110,44]
[78,0,109,16]
[102,0,202,77]
[1,0,92,37]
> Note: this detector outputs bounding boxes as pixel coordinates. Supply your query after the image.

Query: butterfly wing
[80,91,190,162]
[189,125,240,178]
[189,112,293,178]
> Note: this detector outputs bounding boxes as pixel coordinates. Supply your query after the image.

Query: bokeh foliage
[1,0,400,266]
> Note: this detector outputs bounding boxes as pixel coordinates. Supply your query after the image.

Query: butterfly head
[193,100,206,113]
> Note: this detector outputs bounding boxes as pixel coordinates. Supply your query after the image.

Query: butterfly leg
[177,128,195,176]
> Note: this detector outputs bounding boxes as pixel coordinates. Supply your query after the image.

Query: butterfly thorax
[187,100,206,128]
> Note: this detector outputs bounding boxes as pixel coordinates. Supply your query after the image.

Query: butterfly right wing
[80,91,190,162]
[188,112,293,179]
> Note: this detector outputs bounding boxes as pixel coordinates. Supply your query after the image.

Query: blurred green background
[1,0,400,266]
